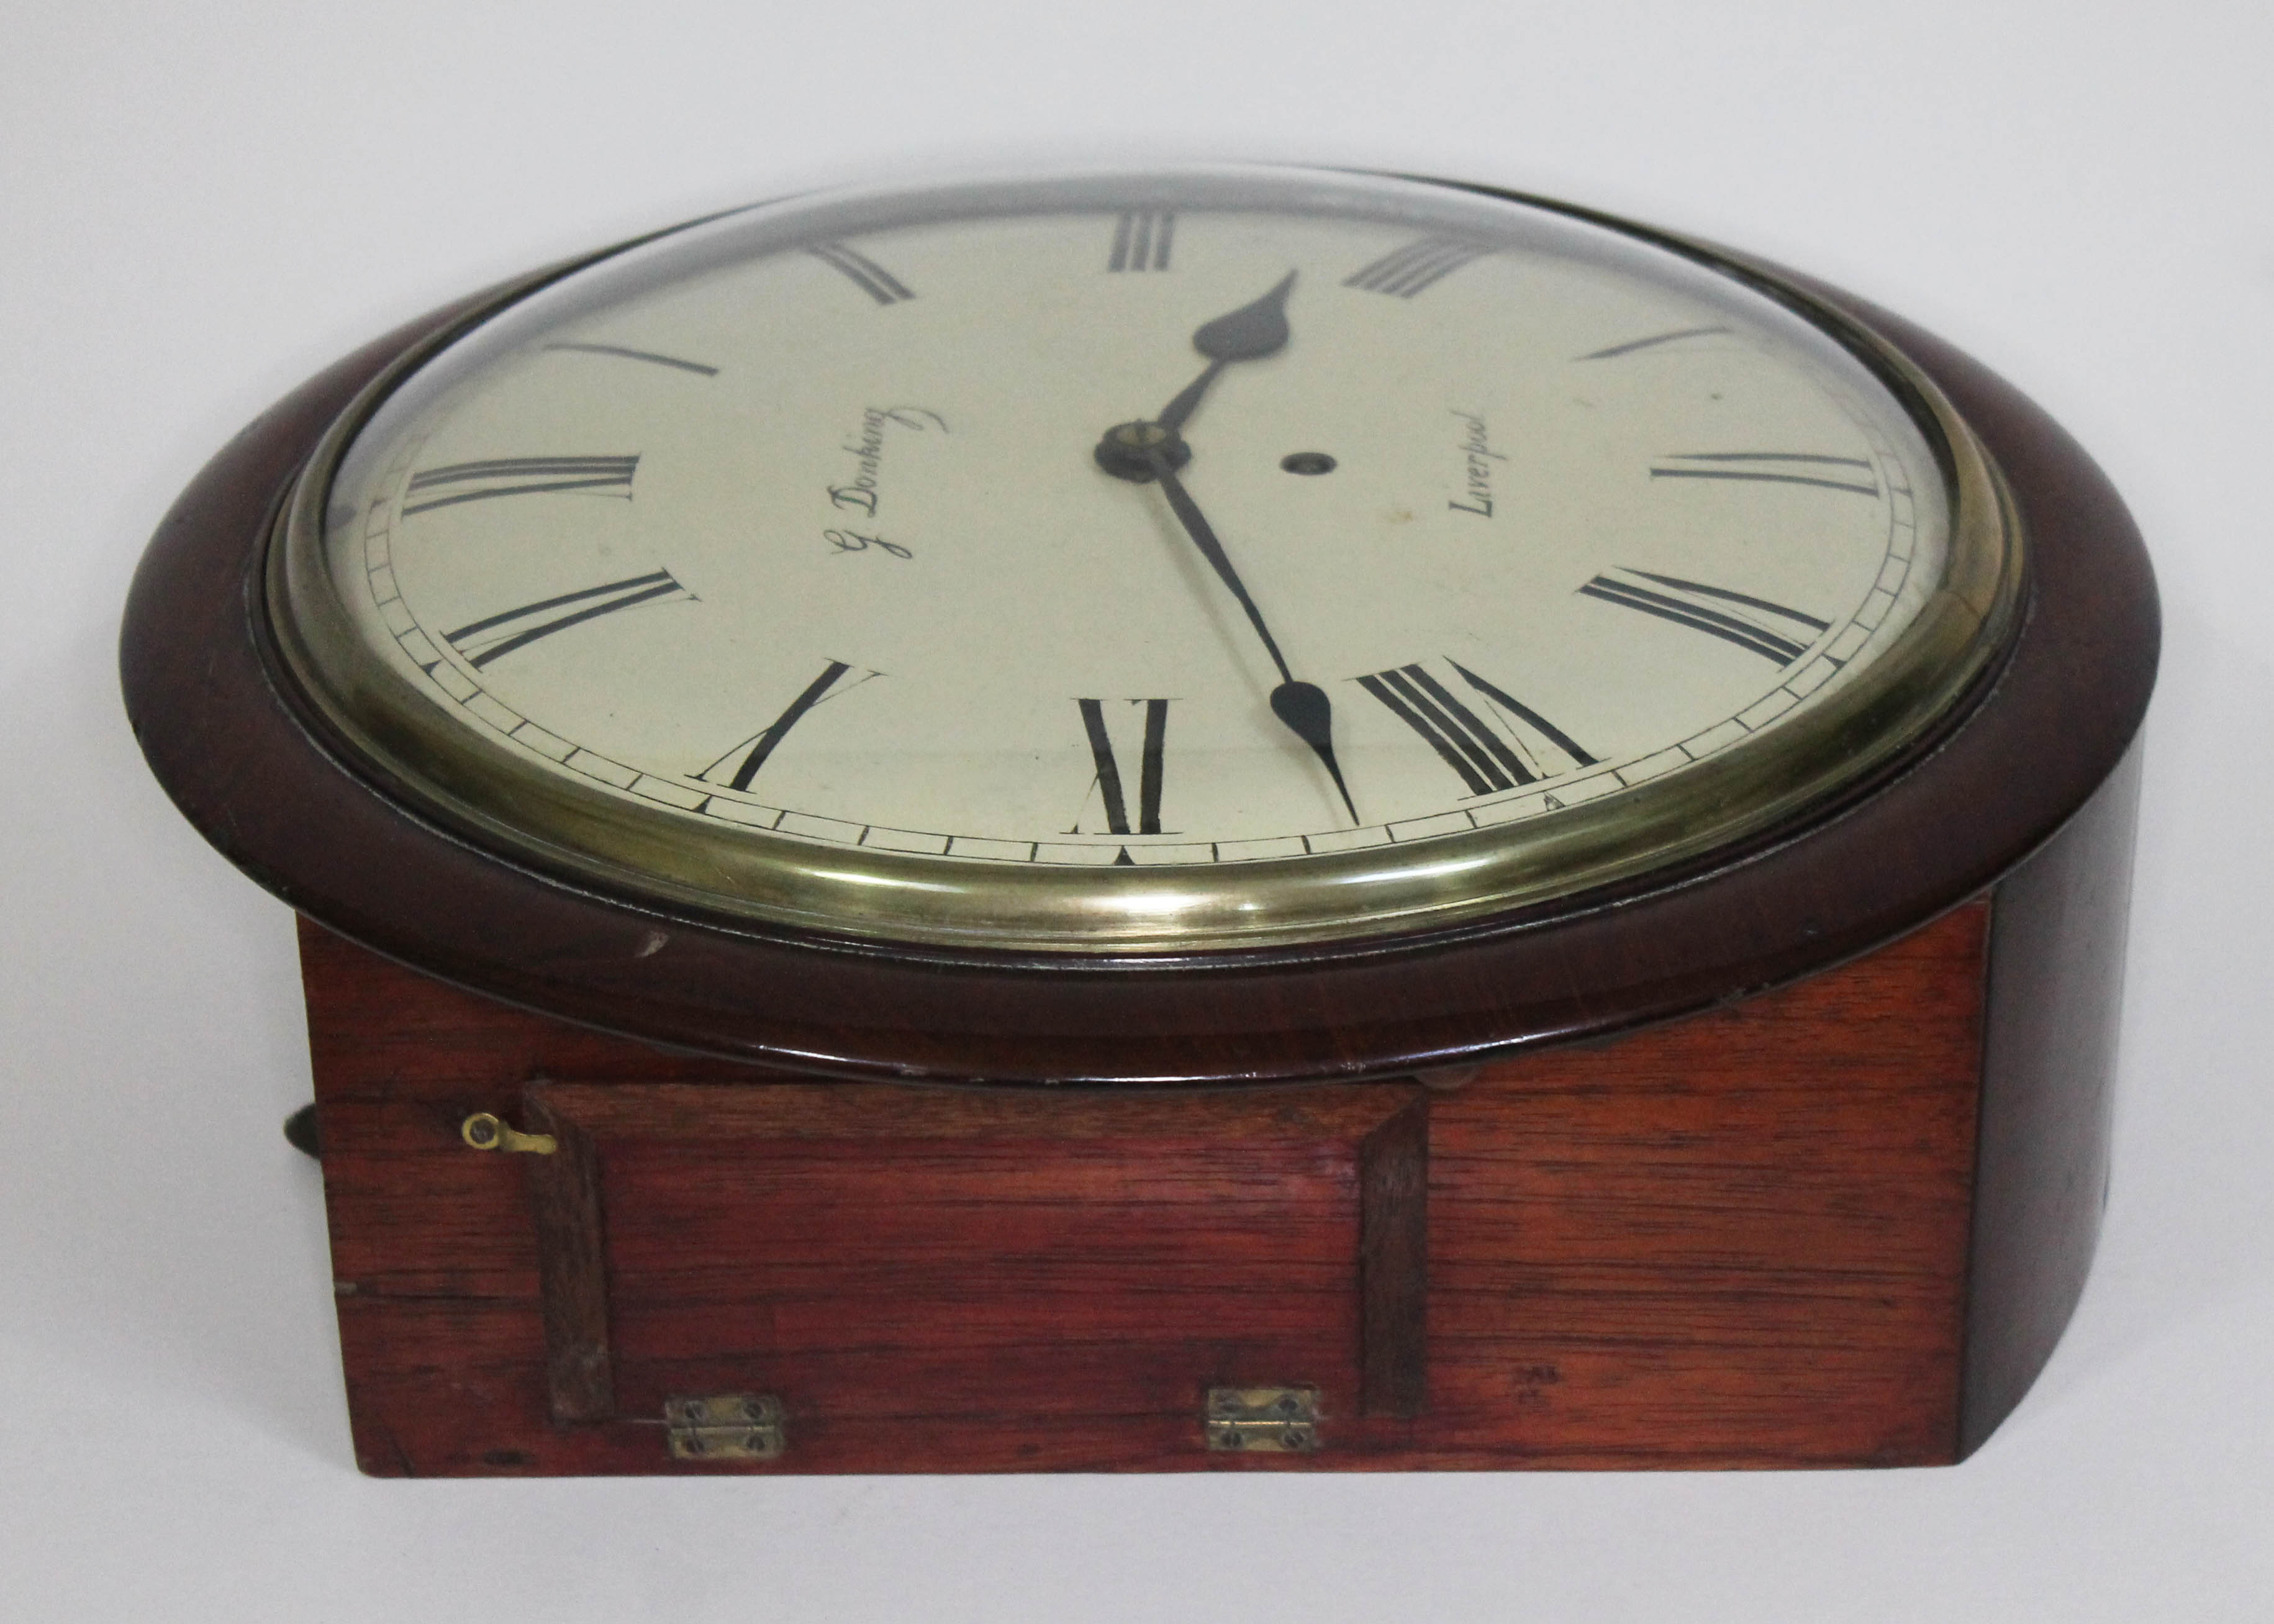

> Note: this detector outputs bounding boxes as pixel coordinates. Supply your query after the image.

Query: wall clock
[122,165,2155,1474]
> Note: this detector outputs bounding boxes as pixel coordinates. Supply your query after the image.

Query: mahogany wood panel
[122,208,2157,1086]
[305,896,1991,1474]
[593,1135,1364,1453]
[521,1077,1426,1438]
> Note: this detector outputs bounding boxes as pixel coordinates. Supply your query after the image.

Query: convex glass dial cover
[271,167,2020,952]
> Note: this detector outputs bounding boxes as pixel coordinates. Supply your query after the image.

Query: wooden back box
[306,742,2136,1475]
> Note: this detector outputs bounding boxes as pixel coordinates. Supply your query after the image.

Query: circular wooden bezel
[120,197,2157,1086]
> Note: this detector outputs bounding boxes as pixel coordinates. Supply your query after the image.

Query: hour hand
[1192,270,1297,362]
[1156,271,1297,434]
[1095,271,1299,483]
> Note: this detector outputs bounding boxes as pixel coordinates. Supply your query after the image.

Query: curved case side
[1961,735,2144,1454]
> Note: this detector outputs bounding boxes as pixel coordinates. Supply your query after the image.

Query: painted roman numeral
[1651,450,1879,497]
[806,241,916,306]
[699,661,880,792]
[541,342,719,376]
[403,455,638,516]
[1108,211,1175,271]
[1575,325,1732,361]
[1075,698,1170,835]
[1578,568,1831,665]
[442,569,688,668]
[1356,661,1595,797]
[1344,237,1492,297]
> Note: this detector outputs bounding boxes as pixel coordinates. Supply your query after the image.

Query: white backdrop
[4,4,2268,1618]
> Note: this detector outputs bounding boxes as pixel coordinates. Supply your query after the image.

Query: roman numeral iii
[442,570,687,668]
[700,661,879,792]
[404,455,638,516]
[1344,237,1493,297]
[1357,661,1595,797]
[1579,568,1831,665]
[1650,451,1878,497]
[1076,698,1170,835]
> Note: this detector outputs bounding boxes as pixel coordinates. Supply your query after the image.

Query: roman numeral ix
[1357,661,1595,797]
[1108,211,1175,271]
[1578,568,1831,665]
[1076,698,1170,835]
[806,241,916,306]
[403,455,638,516]
[1651,451,1879,497]
[699,661,879,792]
[442,569,687,668]
[1344,237,1493,297]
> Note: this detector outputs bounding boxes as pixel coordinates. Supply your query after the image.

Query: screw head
[1093,420,1191,483]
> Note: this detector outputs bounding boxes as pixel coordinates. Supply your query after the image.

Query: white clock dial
[279,168,2011,950]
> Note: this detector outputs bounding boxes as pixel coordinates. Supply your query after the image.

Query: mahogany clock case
[119,178,2158,1473]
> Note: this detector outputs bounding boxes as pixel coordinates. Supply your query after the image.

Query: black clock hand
[1156,270,1297,434]
[1145,445,1359,824]
[1092,271,1351,820]
[1095,272,1298,483]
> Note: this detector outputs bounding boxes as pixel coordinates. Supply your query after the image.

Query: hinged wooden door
[506,1080,1427,1472]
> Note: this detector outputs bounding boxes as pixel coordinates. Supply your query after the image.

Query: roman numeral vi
[1076,698,1170,835]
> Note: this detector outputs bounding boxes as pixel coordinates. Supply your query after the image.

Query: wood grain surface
[307,896,1989,1474]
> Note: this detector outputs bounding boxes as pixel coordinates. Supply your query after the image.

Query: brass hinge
[665,1394,784,1461]
[1205,1387,1321,1453]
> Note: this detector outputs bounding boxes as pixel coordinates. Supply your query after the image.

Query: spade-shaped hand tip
[1270,679,1360,825]
[1269,679,1333,745]
[1193,271,1297,361]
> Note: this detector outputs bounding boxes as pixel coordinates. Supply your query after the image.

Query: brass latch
[460,1112,556,1154]
[665,1394,785,1461]
[1205,1387,1321,1453]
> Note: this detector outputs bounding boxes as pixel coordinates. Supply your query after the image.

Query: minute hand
[1144,447,1359,823]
